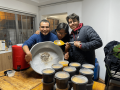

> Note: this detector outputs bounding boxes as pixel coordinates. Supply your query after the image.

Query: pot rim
[55,71,70,80]
[42,68,55,75]
[71,75,88,85]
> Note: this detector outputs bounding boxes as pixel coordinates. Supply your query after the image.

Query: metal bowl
[30,41,64,74]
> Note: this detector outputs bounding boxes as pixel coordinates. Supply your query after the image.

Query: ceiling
[16,0,82,7]
[43,13,67,18]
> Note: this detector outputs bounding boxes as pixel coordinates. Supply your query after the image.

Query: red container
[12,45,30,70]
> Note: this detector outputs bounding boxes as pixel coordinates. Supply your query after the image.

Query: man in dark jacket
[66,13,103,65]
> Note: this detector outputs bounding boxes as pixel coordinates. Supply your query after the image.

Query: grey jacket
[68,26,103,65]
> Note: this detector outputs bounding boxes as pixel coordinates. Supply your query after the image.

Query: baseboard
[110,80,120,87]
[98,78,120,87]
[99,78,105,84]
[110,83,120,87]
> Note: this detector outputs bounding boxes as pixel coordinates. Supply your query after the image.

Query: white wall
[57,15,67,23]
[82,0,110,80]
[39,1,82,32]
[0,0,39,30]
[108,0,120,42]
[45,14,67,23]
[108,0,120,85]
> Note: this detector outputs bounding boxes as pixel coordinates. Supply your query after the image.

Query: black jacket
[68,26,103,65]
[51,29,69,52]
[104,40,120,85]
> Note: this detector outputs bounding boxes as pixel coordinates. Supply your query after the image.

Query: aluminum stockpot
[79,68,94,84]
[42,68,55,83]
[86,81,94,90]
[55,71,70,89]
[30,41,64,74]
[63,66,76,81]
[52,64,63,73]
[71,75,88,90]
[69,62,81,74]
[42,79,55,90]
[82,64,95,71]
[59,60,69,69]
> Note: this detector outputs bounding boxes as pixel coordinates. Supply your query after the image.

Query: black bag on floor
[104,40,120,85]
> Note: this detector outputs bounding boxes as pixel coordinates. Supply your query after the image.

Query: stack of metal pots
[42,68,55,90]
[42,61,95,90]
[63,66,76,89]
[80,64,95,90]
[69,63,94,90]
[55,71,70,90]
[71,75,88,90]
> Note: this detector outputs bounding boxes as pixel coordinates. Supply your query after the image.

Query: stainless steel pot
[30,41,64,74]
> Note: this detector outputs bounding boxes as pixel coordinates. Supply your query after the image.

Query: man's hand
[64,52,69,60]
[65,42,71,53]
[65,42,71,50]
[74,41,81,48]
[25,52,32,64]
[35,30,40,34]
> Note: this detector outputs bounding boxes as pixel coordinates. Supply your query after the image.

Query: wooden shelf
[47,18,59,31]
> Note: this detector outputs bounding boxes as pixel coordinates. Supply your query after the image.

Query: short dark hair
[56,23,69,33]
[39,19,50,27]
[66,13,79,23]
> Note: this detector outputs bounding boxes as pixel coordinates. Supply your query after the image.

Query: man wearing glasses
[35,23,70,60]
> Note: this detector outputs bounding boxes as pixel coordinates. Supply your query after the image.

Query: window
[47,18,59,31]
[0,10,36,47]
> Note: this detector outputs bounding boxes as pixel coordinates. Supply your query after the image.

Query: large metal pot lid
[30,41,64,74]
